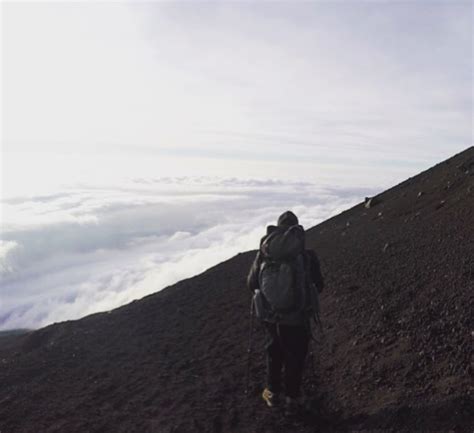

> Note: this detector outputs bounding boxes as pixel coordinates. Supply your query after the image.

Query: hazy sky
[1,1,472,329]
[3,1,472,189]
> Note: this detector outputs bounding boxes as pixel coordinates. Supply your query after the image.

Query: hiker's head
[277,210,298,227]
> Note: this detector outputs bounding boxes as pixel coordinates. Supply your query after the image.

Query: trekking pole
[309,338,316,380]
[245,297,255,395]
[312,283,326,343]
[316,311,326,342]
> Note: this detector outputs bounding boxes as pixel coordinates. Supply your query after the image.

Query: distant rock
[364,196,379,209]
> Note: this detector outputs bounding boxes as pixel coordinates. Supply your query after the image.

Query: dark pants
[264,322,310,398]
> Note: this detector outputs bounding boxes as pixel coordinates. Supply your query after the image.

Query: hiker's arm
[308,250,324,293]
[246,251,262,293]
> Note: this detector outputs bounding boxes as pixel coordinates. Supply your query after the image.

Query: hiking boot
[262,388,280,408]
[284,396,300,417]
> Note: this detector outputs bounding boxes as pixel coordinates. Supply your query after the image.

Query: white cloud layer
[0,176,375,330]
[1,2,471,330]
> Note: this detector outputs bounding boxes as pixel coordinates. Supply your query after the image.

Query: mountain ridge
[1,147,473,433]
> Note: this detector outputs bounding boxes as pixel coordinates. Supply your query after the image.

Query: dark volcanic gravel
[1,147,473,433]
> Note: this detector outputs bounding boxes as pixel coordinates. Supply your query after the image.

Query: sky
[1,0,472,330]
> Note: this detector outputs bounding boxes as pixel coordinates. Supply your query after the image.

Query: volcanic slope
[1,147,473,433]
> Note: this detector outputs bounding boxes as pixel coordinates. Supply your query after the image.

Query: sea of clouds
[0,176,377,330]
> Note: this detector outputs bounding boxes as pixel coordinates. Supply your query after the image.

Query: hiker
[246,210,324,416]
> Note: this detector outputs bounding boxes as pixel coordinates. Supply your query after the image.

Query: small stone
[383,243,390,253]
[417,191,424,198]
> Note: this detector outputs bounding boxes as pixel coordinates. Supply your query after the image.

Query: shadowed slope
[1,147,473,433]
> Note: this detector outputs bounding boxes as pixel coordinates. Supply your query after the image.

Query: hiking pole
[245,297,255,395]
[309,338,316,380]
[317,311,327,345]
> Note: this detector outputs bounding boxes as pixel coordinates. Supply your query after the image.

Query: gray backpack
[256,225,306,321]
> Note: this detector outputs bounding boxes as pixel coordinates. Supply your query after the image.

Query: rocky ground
[1,147,473,433]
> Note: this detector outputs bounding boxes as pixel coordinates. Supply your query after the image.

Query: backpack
[254,224,307,322]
